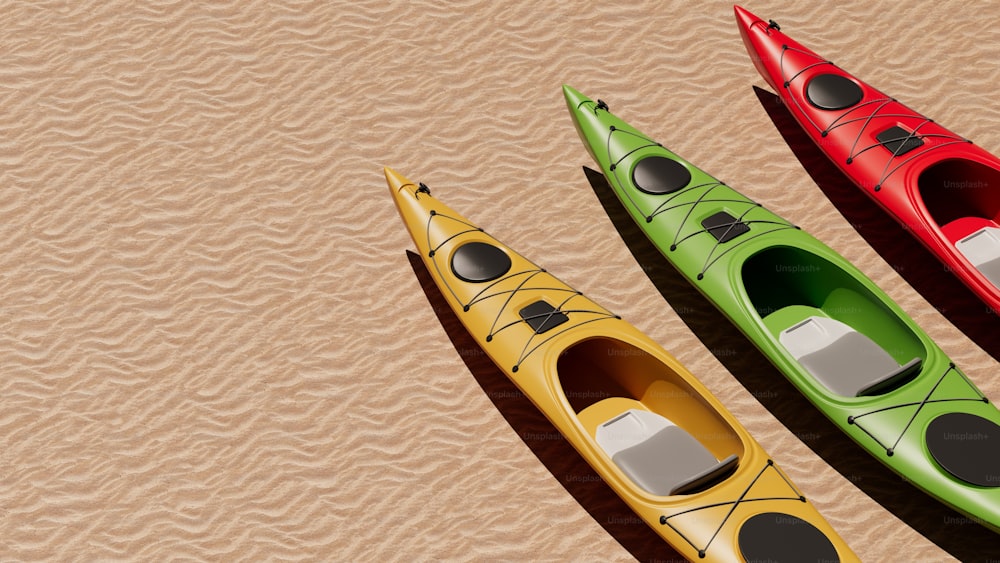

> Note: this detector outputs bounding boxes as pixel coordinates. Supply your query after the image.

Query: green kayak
[563,84,1000,531]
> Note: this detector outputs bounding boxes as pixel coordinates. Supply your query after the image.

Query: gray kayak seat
[956,227,1000,289]
[595,409,738,496]
[779,316,921,397]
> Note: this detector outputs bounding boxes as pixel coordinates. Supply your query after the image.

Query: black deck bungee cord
[659,459,807,558]
[777,44,969,191]
[588,102,798,279]
[423,203,617,371]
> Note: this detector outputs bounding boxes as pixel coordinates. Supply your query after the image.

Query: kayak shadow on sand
[751,85,1000,362]
[405,250,684,563]
[581,166,998,560]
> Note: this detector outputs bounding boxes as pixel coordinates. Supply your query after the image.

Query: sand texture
[2,0,1000,560]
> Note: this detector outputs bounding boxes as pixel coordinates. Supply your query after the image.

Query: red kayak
[735,4,1000,314]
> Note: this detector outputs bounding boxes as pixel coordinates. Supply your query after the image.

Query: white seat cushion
[595,409,737,495]
[780,316,920,397]
[956,227,1000,288]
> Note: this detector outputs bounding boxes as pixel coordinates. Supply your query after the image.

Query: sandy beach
[2,1,1000,560]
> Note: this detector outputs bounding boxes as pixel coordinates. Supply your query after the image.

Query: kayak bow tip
[733,4,763,28]
[561,84,609,168]
[561,84,593,113]
[384,166,415,194]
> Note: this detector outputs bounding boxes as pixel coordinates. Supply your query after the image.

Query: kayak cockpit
[920,158,1000,287]
[556,337,743,496]
[742,246,925,398]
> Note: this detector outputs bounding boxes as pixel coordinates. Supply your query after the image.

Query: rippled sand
[2,1,998,560]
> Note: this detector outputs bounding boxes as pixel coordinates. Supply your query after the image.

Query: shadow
[582,166,999,561]
[405,250,683,563]
[751,85,1000,360]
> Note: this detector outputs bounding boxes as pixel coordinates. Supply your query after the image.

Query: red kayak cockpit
[920,158,1000,288]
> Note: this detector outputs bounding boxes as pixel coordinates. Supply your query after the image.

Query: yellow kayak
[387,167,857,562]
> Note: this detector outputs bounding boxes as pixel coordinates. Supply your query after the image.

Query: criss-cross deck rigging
[848,363,990,456]
[731,4,1000,530]
[777,44,970,191]
[579,99,799,280]
[421,201,618,372]
[392,162,860,559]
[660,459,806,558]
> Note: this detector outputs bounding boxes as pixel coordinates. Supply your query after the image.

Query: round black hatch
[805,73,863,110]
[926,412,1000,487]
[450,241,512,283]
[738,512,839,563]
[631,156,691,195]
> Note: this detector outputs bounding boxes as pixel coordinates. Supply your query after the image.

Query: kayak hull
[388,167,855,561]
[734,4,1000,314]
[563,85,1000,533]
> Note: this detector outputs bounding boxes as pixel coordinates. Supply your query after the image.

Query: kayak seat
[955,227,1000,288]
[780,316,921,397]
[595,408,738,496]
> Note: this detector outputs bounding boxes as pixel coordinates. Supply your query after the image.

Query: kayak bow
[563,84,1000,532]
[388,166,855,561]
[735,4,1000,314]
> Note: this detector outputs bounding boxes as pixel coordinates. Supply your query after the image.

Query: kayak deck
[388,166,854,560]
[734,3,1000,309]
[564,84,1000,532]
